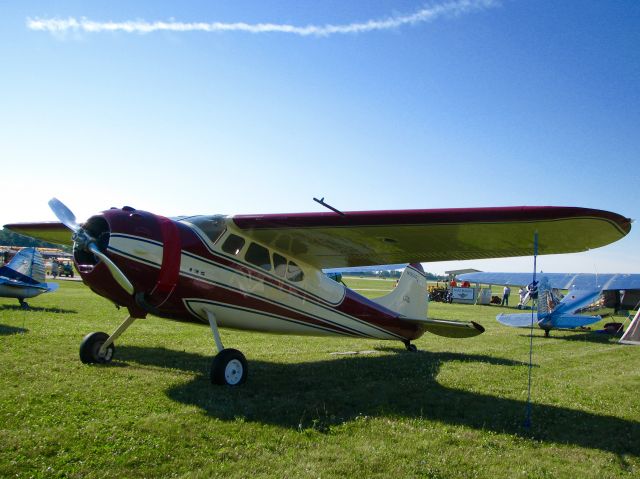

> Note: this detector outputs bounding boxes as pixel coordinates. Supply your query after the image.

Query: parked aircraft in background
[4,200,631,385]
[0,247,59,308]
[457,271,640,336]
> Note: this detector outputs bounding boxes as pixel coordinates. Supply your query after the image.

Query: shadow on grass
[517,331,620,344]
[117,345,638,456]
[548,332,622,343]
[0,323,28,335]
[0,304,77,314]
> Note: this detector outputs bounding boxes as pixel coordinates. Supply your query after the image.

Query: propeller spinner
[48,198,135,295]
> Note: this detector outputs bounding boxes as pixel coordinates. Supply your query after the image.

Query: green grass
[1,278,638,478]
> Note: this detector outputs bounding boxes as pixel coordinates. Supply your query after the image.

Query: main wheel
[211,348,247,386]
[79,332,115,364]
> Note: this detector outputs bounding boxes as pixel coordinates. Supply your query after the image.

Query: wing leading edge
[232,206,631,269]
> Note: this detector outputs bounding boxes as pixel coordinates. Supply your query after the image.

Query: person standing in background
[501,285,511,306]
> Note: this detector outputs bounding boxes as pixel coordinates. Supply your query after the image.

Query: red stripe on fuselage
[155,215,181,294]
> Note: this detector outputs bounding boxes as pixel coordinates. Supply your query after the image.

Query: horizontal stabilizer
[497,313,536,328]
[400,317,485,338]
[551,314,601,329]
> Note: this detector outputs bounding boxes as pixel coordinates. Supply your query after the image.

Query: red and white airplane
[4,199,631,386]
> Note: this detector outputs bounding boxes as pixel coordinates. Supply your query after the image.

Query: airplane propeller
[48,198,135,295]
[48,197,82,233]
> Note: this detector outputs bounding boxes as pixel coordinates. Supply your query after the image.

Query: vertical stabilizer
[372,263,428,318]
[3,248,46,284]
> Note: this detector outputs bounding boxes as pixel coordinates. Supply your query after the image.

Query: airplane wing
[233,206,631,269]
[457,272,640,291]
[496,313,536,328]
[2,222,72,246]
[6,206,631,270]
[496,312,601,329]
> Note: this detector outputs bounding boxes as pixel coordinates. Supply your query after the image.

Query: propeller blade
[87,243,135,295]
[48,197,81,233]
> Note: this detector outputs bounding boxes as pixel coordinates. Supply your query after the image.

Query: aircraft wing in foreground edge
[0,247,59,307]
[457,271,640,336]
[4,200,631,385]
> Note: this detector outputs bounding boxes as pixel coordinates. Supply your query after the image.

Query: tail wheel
[80,332,114,364]
[403,339,418,352]
[211,348,247,386]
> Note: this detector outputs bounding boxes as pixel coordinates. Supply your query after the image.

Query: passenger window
[287,261,304,282]
[246,243,272,271]
[273,253,287,277]
[222,234,245,255]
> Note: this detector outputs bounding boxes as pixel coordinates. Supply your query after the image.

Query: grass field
[1,277,638,478]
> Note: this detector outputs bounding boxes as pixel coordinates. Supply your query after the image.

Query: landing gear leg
[206,311,247,386]
[79,315,137,364]
[19,299,29,309]
[544,329,550,338]
[403,339,418,352]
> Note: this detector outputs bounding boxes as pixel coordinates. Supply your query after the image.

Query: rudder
[372,263,428,318]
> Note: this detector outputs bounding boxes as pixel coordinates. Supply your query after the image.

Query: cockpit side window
[246,243,272,271]
[222,234,245,255]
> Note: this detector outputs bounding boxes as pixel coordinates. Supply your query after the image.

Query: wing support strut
[98,315,137,357]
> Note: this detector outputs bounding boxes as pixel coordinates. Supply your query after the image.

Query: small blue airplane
[0,248,58,308]
[456,271,640,336]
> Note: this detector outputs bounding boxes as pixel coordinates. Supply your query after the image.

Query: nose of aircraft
[49,198,135,295]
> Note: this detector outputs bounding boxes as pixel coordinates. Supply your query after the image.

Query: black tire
[211,348,247,386]
[79,332,115,364]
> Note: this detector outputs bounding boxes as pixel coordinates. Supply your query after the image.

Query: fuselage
[74,208,426,341]
[0,283,49,300]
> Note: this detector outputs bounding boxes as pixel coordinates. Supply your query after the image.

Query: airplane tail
[536,277,555,319]
[1,248,46,284]
[372,263,428,318]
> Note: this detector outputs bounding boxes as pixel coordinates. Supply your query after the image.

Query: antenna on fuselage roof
[313,197,346,216]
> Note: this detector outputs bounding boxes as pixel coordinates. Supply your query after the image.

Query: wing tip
[471,321,485,333]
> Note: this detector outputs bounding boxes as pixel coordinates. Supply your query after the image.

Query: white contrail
[27,1,500,37]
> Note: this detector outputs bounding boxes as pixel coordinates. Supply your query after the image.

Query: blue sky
[1,1,639,274]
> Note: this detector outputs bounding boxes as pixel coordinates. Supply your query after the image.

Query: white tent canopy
[620,309,640,345]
